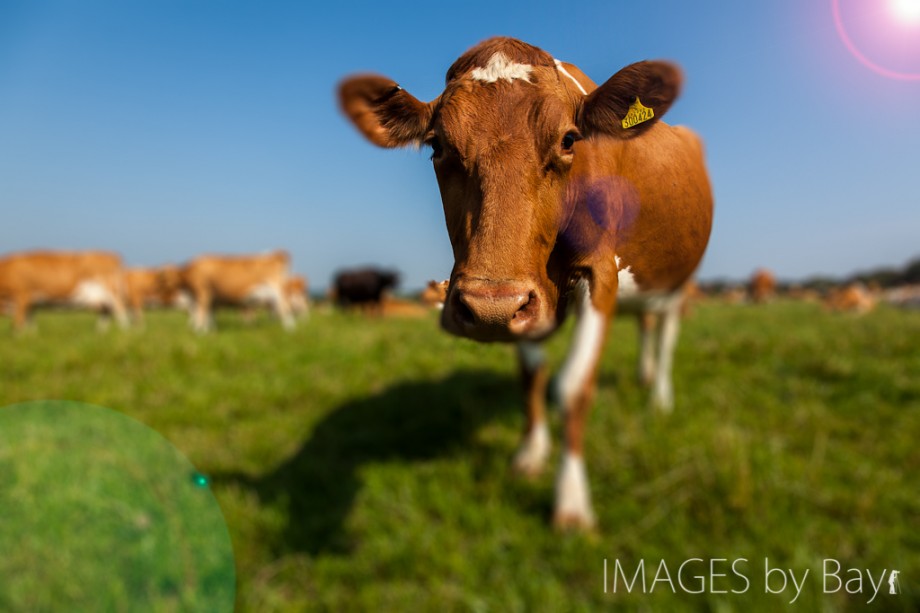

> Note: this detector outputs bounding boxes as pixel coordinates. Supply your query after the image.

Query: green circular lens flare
[0,401,236,611]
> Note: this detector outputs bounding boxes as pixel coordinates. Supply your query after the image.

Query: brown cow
[825,283,876,314]
[179,250,295,332]
[420,279,449,309]
[748,268,776,304]
[340,37,713,529]
[0,250,128,331]
[124,266,183,324]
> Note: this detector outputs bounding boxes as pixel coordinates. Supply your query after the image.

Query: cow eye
[561,131,581,153]
[426,136,443,160]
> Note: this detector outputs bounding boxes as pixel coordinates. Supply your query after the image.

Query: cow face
[340,37,681,342]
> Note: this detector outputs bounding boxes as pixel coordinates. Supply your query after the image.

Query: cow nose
[450,282,540,336]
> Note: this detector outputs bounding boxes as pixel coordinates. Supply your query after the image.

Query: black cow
[332,268,399,311]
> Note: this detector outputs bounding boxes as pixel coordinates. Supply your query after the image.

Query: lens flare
[833,0,920,80]
[891,0,920,24]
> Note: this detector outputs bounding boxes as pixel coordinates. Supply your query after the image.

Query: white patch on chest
[71,280,114,307]
[470,52,533,84]
[554,59,587,95]
[615,256,640,297]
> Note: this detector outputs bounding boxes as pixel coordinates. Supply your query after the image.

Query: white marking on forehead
[615,256,640,297]
[554,59,588,95]
[470,52,533,84]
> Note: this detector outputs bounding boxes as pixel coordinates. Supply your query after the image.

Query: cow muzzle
[441,278,550,342]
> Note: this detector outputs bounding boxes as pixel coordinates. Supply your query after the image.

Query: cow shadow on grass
[213,370,522,556]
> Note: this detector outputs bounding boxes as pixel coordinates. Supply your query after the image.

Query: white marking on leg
[652,298,682,412]
[555,452,595,526]
[555,279,605,410]
[512,420,551,475]
[554,59,588,95]
[192,303,211,333]
[470,52,533,83]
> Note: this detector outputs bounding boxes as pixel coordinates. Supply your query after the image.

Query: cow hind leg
[637,311,659,387]
[650,299,682,413]
[512,341,551,477]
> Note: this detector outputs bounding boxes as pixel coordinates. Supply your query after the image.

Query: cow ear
[579,61,682,139]
[338,74,433,148]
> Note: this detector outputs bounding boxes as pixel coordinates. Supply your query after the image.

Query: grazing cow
[124,266,182,324]
[332,267,399,312]
[421,279,449,309]
[339,37,713,529]
[180,250,295,332]
[0,250,128,331]
[286,275,310,319]
[825,283,876,314]
[748,268,776,304]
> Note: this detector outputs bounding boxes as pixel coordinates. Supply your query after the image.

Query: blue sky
[1,0,918,290]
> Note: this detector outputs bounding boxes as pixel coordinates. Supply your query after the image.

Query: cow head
[339,37,681,342]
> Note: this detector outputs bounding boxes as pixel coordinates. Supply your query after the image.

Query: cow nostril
[453,292,476,327]
[509,291,540,332]
[512,291,537,320]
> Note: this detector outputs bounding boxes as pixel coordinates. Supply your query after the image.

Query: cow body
[421,279,449,309]
[179,251,295,332]
[749,268,777,304]
[0,250,128,331]
[332,268,399,312]
[340,37,713,529]
[124,266,183,324]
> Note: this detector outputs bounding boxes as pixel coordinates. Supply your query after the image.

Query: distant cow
[332,268,399,311]
[749,269,777,304]
[340,37,713,529]
[180,250,295,332]
[825,283,876,315]
[286,275,310,319]
[124,266,182,324]
[0,250,128,331]
[420,279,449,309]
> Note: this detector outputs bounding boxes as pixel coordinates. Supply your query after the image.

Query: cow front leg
[553,278,612,530]
[12,296,31,333]
[271,283,296,331]
[512,341,550,477]
[191,290,213,333]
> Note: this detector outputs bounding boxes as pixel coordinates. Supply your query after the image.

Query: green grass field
[1,301,918,611]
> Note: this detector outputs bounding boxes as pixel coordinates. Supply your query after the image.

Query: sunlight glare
[890,0,920,24]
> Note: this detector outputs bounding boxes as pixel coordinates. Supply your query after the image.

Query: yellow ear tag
[621,97,654,129]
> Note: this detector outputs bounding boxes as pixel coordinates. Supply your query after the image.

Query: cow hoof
[552,510,596,532]
[511,450,546,479]
[650,394,674,414]
[554,453,595,531]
